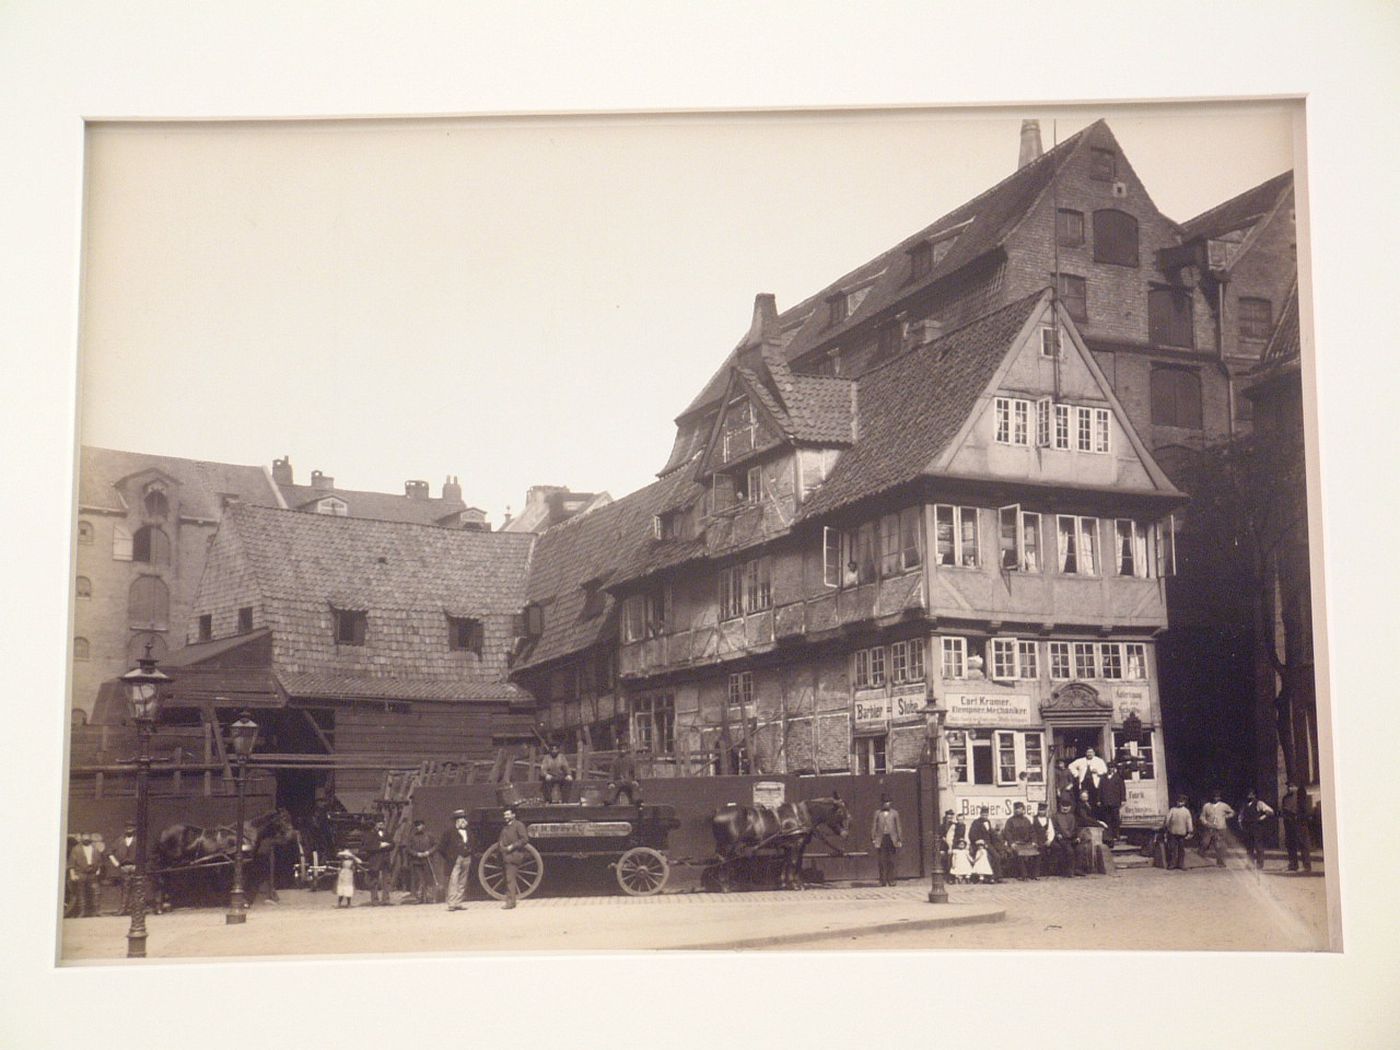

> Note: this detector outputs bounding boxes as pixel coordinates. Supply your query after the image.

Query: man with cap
[1238,789,1275,869]
[539,742,574,804]
[606,735,641,806]
[497,807,529,909]
[440,809,473,911]
[360,818,395,906]
[1049,798,1081,876]
[67,832,104,917]
[968,806,1004,883]
[108,822,138,915]
[1162,794,1194,870]
[1001,802,1039,880]
[937,809,956,873]
[406,819,439,904]
[1198,789,1236,868]
[869,796,903,887]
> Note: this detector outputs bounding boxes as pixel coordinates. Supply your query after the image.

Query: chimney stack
[744,293,779,345]
[405,480,430,501]
[310,469,333,491]
[272,456,293,486]
[442,475,462,503]
[1018,119,1043,169]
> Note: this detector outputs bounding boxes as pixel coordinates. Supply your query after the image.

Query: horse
[710,795,850,891]
[151,809,294,910]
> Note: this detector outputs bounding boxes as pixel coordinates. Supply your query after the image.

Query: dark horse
[152,809,294,910]
[710,795,850,891]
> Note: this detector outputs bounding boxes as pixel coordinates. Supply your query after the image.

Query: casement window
[623,595,647,641]
[1239,297,1273,342]
[908,241,933,280]
[1148,288,1195,349]
[889,639,925,684]
[727,671,754,712]
[197,614,212,642]
[997,731,1018,783]
[721,398,758,463]
[737,464,763,503]
[448,616,484,655]
[1115,520,1149,578]
[333,607,367,646]
[633,694,675,755]
[1099,643,1124,680]
[1073,642,1098,679]
[999,506,1041,572]
[1048,641,1072,681]
[934,505,980,568]
[1036,397,1053,446]
[990,638,1018,680]
[132,526,171,566]
[950,730,1045,786]
[1054,404,1071,450]
[854,522,878,584]
[994,398,1032,446]
[1018,640,1039,680]
[823,527,844,588]
[1057,516,1099,575]
[1113,730,1156,780]
[941,636,967,680]
[1124,643,1148,680]
[1076,407,1094,452]
[853,645,887,688]
[1092,209,1139,267]
[856,735,888,776]
[1155,516,1178,577]
[1056,208,1084,247]
[1094,409,1111,453]
[718,565,744,621]
[1023,732,1045,783]
[1090,148,1117,181]
[237,606,253,633]
[1150,367,1203,428]
[897,506,922,572]
[1056,274,1087,321]
[827,508,921,589]
[743,559,771,613]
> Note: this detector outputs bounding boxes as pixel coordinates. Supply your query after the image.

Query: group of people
[539,740,642,806]
[1160,782,1316,872]
[940,798,1107,883]
[65,824,139,917]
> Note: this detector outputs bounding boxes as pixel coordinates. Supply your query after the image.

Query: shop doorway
[1053,725,1106,765]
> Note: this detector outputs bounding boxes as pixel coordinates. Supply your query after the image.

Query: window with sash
[1049,641,1071,681]
[1124,643,1148,680]
[1054,403,1071,450]
[632,695,675,755]
[1099,643,1123,680]
[934,505,980,568]
[1073,642,1098,679]
[995,397,1032,446]
[941,636,966,679]
[889,639,925,684]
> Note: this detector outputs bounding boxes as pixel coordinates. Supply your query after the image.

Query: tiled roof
[279,483,468,526]
[677,122,1099,421]
[226,503,533,613]
[78,446,282,518]
[785,374,856,443]
[1178,171,1293,241]
[276,671,525,703]
[515,468,704,671]
[798,292,1047,521]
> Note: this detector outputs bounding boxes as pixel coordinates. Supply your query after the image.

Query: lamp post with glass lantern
[226,711,259,925]
[119,643,171,959]
[921,700,949,904]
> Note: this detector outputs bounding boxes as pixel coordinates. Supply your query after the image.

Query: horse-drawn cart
[469,802,680,900]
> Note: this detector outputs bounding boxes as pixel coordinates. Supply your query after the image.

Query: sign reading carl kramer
[944,692,1035,728]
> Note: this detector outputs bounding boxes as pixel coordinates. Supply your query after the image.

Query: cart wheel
[615,847,669,896]
[477,843,544,900]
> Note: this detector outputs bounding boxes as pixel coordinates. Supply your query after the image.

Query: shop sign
[853,692,890,734]
[944,691,1036,727]
[890,684,928,724]
[1113,685,1151,723]
[1122,784,1161,820]
[952,795,1033,820]
[752,781,786,807]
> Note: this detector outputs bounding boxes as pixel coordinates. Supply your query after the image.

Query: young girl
[969,838,996,884]
[946,819,972,884]
[336,849,358,908]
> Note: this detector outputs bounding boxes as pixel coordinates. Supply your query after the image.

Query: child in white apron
[946,821,973,883]
[336,850,357,907]
[970,839,996,882]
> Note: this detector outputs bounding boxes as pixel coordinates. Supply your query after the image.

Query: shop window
[1115,520,1149,578]
[1073,642,1098,679]
[994,397,1031,446]
[941,636,967,679]
[1113,730,1155,780]
[333,607,367,646]
[1148,288,1195,349]
[1090,148,1117,181]
[934,505,980,568]
[448,615,484,655]
[1238,297,1273,342]
[857,734,888,776]
[633,695,675,755]
[1024,732,1045,783]
[1056,208,1084,247]
[132,526,171,566]
[238,606,254,633]
[1150,367,1203,429]
[78,521,94,545]
[1099,643,1123,680]
[128,576,169,630]
[197,614,212,642]
[1048,641,1072,681]
[1092,209,1139,266]
[73,637,90,661]
[76,576,92,599]
[1056,273,1087,322]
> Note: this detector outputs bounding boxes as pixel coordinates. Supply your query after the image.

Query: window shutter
[113,523,133,561]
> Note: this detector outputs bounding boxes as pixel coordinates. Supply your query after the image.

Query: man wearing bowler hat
[441,809,473,911]
[108,822,139,915]
[869,796,903,887]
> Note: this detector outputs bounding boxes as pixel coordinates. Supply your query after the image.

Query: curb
[672,906,1007,950]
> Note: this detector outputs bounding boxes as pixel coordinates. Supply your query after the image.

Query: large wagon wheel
[614,847,669,896]
[477,843,544,900]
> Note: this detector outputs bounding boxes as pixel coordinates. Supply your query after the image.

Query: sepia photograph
[61,100,1333,962]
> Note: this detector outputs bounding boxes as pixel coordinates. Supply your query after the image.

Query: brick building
[72,448,476,720]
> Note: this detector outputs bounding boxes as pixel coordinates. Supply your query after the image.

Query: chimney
[442,475,462,503]
[1018,119,1043,169]
[405,480,430,501]
[272,456,293,486]
[310,469,333,491]
[743,293,779,345]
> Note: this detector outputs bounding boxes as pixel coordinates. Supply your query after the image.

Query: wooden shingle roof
[78,446,282,518]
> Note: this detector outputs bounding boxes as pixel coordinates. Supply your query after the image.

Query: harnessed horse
[710,795,850,891]
[152,809,294,909]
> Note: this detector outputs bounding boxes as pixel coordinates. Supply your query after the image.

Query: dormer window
[316,497,349,516]
[875,320,903,360]
[448,615,484,655]
[734,465,763,503]
[333,607,368,646]
[581,580,607,619]
[826,293,848,327]
[143,487,169,519]
[908,241,933,280]
[720,397,757,463]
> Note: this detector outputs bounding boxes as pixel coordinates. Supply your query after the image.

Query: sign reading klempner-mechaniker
[942,692,1037,727]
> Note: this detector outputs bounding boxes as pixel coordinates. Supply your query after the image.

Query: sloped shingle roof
[78,446,282,518]
[1178,171,1293,242]
[279,483,468,526]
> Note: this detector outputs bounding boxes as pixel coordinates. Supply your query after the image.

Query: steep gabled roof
[1246,275,1302,398]
[677,122,1101,421]
[278,482,469,527]
[1178,171,1293,242]
[797,292,1048,521]
[78,446,282,518]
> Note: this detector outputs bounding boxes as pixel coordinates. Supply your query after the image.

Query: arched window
[127,633,168,663]
[76,576,92,599]
[74,637,90,661]
[144,488,169,519]
[1093,209,1139,266]
[77,521,94,545]
[128,576,170,630]
[133,526,171,566]
[1150,367,1203,429]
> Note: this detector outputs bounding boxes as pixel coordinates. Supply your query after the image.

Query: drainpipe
[1218,279,1236,439]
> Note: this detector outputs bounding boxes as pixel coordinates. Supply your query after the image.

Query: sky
[78,101,1296,525]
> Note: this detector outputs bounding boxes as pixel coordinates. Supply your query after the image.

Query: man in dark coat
[497,807,529,909]
[1049,799,1081,876]
[1001,802,1040,880]
[108,822,138,915]
[1097,763,1127,844]
[360,818,395,905]
[1238,790,1275,869]
[869,797,903,887]
[968,807,1004,882]
[406,819,438,904]
[606,737,641,806]
[68,833,104,917]
[539,743,574,804]
[440,809,472,911]
[1280,783,1314,872]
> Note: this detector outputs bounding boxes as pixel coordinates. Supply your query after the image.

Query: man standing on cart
[497,808,529,910]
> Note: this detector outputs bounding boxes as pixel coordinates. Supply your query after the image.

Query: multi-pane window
[1092,209,1139,267]
[1024,732,1045,783]
[721,397,757,463]
[856,735,888,776]
[1057,273,1087,321]
[1057,516,1099,575]
[869,645,886,686]
[824,508,922,589]
[999,506,1041,572]
[1036,397,1052,446]
[890,639,925,684]
[727,671,754,709]
[1073,642,1098,679]
[934,505,979,568]
[1018,640,1039,680]
[941,636,967,679]
[991,638,1018,680]
[950,730,1045,786]
[1049,642,1072,681]
[623,594,647,642]
[1115,520,1149,578]
[1124,643,1148,680]
[1113,730,1156,780]
[1156,516,1178,577]
[1238,297,1273,341]
[1054,404,1071,450]
[997,732,1018,783]
[1094,409,1111,453]
[995,397,1032,445]
[744,559,771,613]
[1099,643,1123,680]
[1148,288,1194,349]
[1076,407,1094,452]
[633,695,675,755]
[718,566,744,621]
[1056,208,1084,246]
[720,560,768,619]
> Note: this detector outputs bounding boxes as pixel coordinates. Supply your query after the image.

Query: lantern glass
[229,714,259,758]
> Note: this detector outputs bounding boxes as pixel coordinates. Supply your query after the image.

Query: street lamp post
[226,711,259,925]
[923,701,949,905]
[119,643,171,959]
